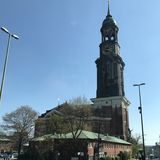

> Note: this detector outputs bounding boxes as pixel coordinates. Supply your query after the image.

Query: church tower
[91,2,130,140]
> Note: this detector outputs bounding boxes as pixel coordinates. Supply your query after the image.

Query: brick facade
[30,131,132,160]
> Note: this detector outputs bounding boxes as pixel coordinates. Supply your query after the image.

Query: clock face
[103,28,114,37]
[102,44,114,54]
[103,29,108,36]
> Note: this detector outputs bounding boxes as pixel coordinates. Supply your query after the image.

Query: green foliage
[115,157,120,160]
[19,150,55,160]
[118,151,130,160]
[127,129,142,158]
[19,150,43,160]
[99,157,116,160]
[129,134,141,158]
[105,157,112,160]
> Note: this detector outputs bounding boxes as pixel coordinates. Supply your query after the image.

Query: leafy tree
[129,133,142,158]
[1,106,38,158]
[127,129,142,158]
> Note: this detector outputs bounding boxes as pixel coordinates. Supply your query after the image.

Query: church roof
[39,102,93,118]
[32,130,131,145]
[39,102,69,118]
[102,0,118,28]
[102,15,117,27]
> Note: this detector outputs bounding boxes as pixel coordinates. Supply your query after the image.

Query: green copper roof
[32,130,131,145]
[65,130,99,139]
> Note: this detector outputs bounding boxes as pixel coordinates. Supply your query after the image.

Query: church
[30,2,132,159]
[35,1,130,141]
[30,3,132,160]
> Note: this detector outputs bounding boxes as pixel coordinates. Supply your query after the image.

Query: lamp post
[133,83,146,160]
[0,27,19,103]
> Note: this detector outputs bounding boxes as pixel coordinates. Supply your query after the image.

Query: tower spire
[107,0,111,16]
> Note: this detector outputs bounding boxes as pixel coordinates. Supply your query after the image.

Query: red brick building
[30,130,132,159]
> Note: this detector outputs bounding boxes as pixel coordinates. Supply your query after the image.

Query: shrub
[117,151,130,160]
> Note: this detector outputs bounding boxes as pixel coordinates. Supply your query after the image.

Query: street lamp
[133,83,146,160]
[0,27,19,103]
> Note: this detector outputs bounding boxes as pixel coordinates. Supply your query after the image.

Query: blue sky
[0,0,160,145]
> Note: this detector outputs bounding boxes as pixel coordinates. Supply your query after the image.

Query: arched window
[111,36,114,41]
[105,36,109,41]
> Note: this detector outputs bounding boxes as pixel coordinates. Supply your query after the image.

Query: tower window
[105,37,109,41]
[111,36,114,41]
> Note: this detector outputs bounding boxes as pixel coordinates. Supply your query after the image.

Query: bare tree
[57,97,92,139]
[68,96,91,105]
[47,97,92,139]
[1,106,38,158]
[48,114,70,135]
[0,129,6,138]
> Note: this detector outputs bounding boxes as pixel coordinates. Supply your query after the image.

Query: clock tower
[91,2,130,140]
[96,4,124,98]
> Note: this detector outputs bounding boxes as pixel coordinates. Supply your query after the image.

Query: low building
[30,130,132,160]
[155,142,160,158]
[0,138,11,152]
[145,143,160,158]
